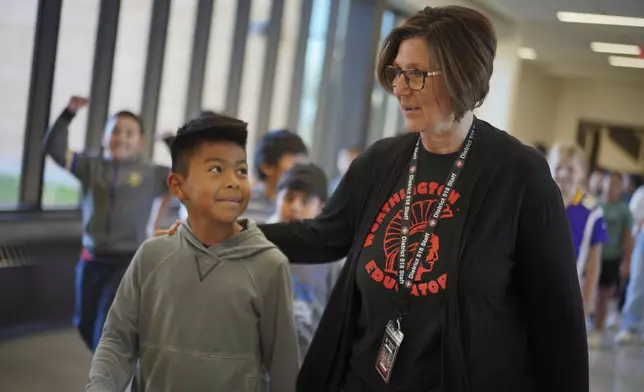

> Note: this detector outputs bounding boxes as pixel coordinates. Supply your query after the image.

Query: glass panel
[269,0,302,131]
[109,0,153,114]
[154,0,199,167]
[366,9,395,144]
[42,0,100,208]
[201,0,238,113]
[0,0,39,208]
[237,0,272,168]
[296,0,331,148]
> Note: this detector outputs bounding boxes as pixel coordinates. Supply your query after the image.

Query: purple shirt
[566,193,608,257]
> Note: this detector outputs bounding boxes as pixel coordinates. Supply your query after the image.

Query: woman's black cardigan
[260,119,589,392]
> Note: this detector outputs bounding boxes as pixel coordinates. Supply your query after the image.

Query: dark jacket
[260,119,588,392]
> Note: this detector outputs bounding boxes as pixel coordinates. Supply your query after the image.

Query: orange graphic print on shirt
[362,180,460,296]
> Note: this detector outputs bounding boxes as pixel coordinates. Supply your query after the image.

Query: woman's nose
[392,75,410,96]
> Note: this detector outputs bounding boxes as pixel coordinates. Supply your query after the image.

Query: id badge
[375,318,404,383]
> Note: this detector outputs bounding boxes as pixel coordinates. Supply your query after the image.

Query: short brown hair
[376,6,497,120]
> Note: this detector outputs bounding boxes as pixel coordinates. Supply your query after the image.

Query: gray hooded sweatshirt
[87,221,299,392]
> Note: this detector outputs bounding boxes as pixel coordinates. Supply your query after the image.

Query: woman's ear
[167,173,188,201]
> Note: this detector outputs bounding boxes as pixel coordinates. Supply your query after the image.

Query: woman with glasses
[261,6,587,392]
[159,5,587,392]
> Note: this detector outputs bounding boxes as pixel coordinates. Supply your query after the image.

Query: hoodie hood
[179,219,276,262]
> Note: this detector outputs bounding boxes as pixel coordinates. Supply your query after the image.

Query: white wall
[552,79,644,144]
[508,62,558,145]
[475,32,522,131]
[510,62,644,172]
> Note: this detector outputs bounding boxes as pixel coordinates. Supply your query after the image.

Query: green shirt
[601,200,633,259]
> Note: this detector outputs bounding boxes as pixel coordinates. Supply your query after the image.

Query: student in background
[617,181,644,344]
[88,114,299,392]
[329,147,361,194]
[548,145,607,328]
[268,163,344,361]
[588,168,605,199]
[43,96,171,351]
[247,130,308,223]
[592,172,633,345]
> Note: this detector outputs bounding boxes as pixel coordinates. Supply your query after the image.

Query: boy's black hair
[198,109,218,118]
[171,114,248,177]
[277,163,329,202]
[254,129,308,180]
[113,110,144,136]
[162,110,220,150]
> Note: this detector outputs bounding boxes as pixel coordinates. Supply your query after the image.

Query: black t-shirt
[348,148,469,392]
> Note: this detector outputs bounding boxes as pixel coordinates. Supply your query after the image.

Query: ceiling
[392,0,644,84]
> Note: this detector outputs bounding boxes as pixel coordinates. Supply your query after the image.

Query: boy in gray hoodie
[87,115,299,392]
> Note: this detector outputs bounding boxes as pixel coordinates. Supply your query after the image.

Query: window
[269,0,302,130]
[201,0,238,113]
[0,0,38,209]
[42,0,100,208]
[297,0,332,148]
[109,0,153,115]
[237,0,272,167]
[367,10,404,144]
[154,0,199,167]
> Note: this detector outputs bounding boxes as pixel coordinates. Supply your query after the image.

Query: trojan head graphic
[383,199,452,282]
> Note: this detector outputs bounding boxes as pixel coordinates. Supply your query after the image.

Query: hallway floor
[1,327,643,391]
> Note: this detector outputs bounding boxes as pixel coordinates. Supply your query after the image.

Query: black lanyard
[396,121,476,316]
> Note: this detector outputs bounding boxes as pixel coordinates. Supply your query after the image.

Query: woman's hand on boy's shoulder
[153,220,182,237]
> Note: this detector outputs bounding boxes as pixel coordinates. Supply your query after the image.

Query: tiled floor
[1,327,643,391]
[0,328,91,392]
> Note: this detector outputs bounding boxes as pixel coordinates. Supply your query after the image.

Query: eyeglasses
[384,65,442,91]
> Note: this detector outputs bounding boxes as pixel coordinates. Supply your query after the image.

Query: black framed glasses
[384,65,442,91]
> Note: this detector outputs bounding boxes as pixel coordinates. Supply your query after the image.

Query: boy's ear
[167,173,188,201]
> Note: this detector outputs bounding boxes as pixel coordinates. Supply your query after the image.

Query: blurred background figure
[246,130,309,223]
[588,168,605,199]
[549,144,607,332]
[616,181,644,345]
[589,172,633,347]
[329,146,361,194]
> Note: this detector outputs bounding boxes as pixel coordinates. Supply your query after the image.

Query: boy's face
[261,153,308,184]
[552,155,584,199]
[276,189,323,222]
[588,170,604,196]
[170,141,250,224]
[103,115,143,159]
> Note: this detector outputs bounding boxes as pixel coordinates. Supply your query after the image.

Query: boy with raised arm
[87,115,299,392]
[43,96,171,351]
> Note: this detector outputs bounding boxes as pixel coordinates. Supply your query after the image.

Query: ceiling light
[608,56,644,68]
[517,47,537,60]
[557,11,644,27]
[591,42,641,55]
